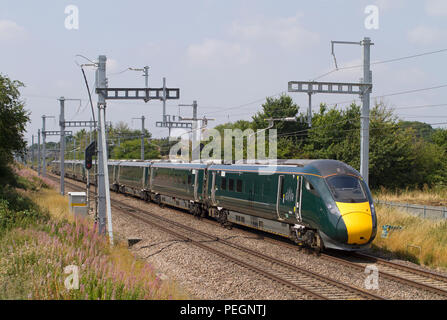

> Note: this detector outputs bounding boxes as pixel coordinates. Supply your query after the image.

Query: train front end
[311,161,377,251]
[326,174,377,250]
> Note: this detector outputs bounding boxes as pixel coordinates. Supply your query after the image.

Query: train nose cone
[336,202,373,245]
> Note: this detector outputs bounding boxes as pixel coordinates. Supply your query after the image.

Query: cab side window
[304,178,318,196]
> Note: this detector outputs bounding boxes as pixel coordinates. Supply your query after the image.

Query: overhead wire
[312,47,447,81]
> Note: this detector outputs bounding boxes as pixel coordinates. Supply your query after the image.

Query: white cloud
[407,25,443,45]
[0,20,26,42]
[425,0,447,17]
[185,14,318,69]
[229,15,319,50]
[186,39,252,68]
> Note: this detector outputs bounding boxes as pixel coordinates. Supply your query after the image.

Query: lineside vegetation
[373,204,447,270]
[0,165,187,299]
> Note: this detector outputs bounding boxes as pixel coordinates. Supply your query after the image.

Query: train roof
[209,159,362,179]
[151,162,208,169]
[118,160,150,167]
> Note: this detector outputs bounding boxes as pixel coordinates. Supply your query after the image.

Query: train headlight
[327,203,340,216]
[370,203,376,216]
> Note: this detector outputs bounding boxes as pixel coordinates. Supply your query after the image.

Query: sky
[1,0,447,144]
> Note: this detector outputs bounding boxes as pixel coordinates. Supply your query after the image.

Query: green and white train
[51,159,377,251]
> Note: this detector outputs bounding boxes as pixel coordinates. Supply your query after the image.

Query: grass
[372,204,447,271]
[374,185,447,206]
[0,165,188,300]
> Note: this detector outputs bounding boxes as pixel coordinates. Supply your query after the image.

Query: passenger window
[237,179,243,192]
[229,179,234,191]
[188,175,192,185]
[221,177,226,190]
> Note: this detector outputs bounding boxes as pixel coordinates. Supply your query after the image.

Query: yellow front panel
[336,202,372,245]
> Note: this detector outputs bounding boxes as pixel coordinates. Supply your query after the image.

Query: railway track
[49,173,447,299]
[258,230,447,298]
[48,174,384,300]
[329,252,447,298]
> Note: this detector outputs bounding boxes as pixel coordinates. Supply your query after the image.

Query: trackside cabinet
[68,192,87,217]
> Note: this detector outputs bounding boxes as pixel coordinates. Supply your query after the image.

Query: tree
[252,94,307,134]
[398,120,434,142]
[112,139,161,160]
[301,102,446,189]
[210,94,447,189]
[0,74,29,182]
[432,128,447,150]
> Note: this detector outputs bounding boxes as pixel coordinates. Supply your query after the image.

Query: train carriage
[107,161,120,187]
[206,160,377,251]
[49,158,377,252]
[116,161,148,197]
[73,161,85,181]
[64,160,76,178]
[150,162,207,215]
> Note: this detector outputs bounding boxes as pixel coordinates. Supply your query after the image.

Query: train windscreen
[326,175,367,203]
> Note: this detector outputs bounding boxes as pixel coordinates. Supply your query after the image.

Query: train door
[149,167,154,190]
[276,174,297,220]
[295,176,303,222]
[248,174,255,208]
[300,177,319,226]
[193,169,199,202]
[211,171,217,205]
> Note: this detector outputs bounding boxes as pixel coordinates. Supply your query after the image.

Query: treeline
[57,122,168,161]
[0,74,29,184]
[214,95,447,190]
[3,71,446,190]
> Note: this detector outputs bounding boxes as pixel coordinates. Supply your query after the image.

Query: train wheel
[154,194,161,207]
[218,210,228,227]
[313,233,324,255]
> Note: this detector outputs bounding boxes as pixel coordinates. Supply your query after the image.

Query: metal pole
[59,97,65,195]
[37,129,41,176]
[163,77,170,137]
[73,138,76,161]
[307,92,312,127]
[141,116,145,160]
[42,116,47,177]
[31,134,34,169]
[192,100,199,161]
[96,55,112,240]
[84,130,88,159]
[360,37,372,185]
[89,117,93,143]
[144,66,149,88]
[99,105,114,244]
